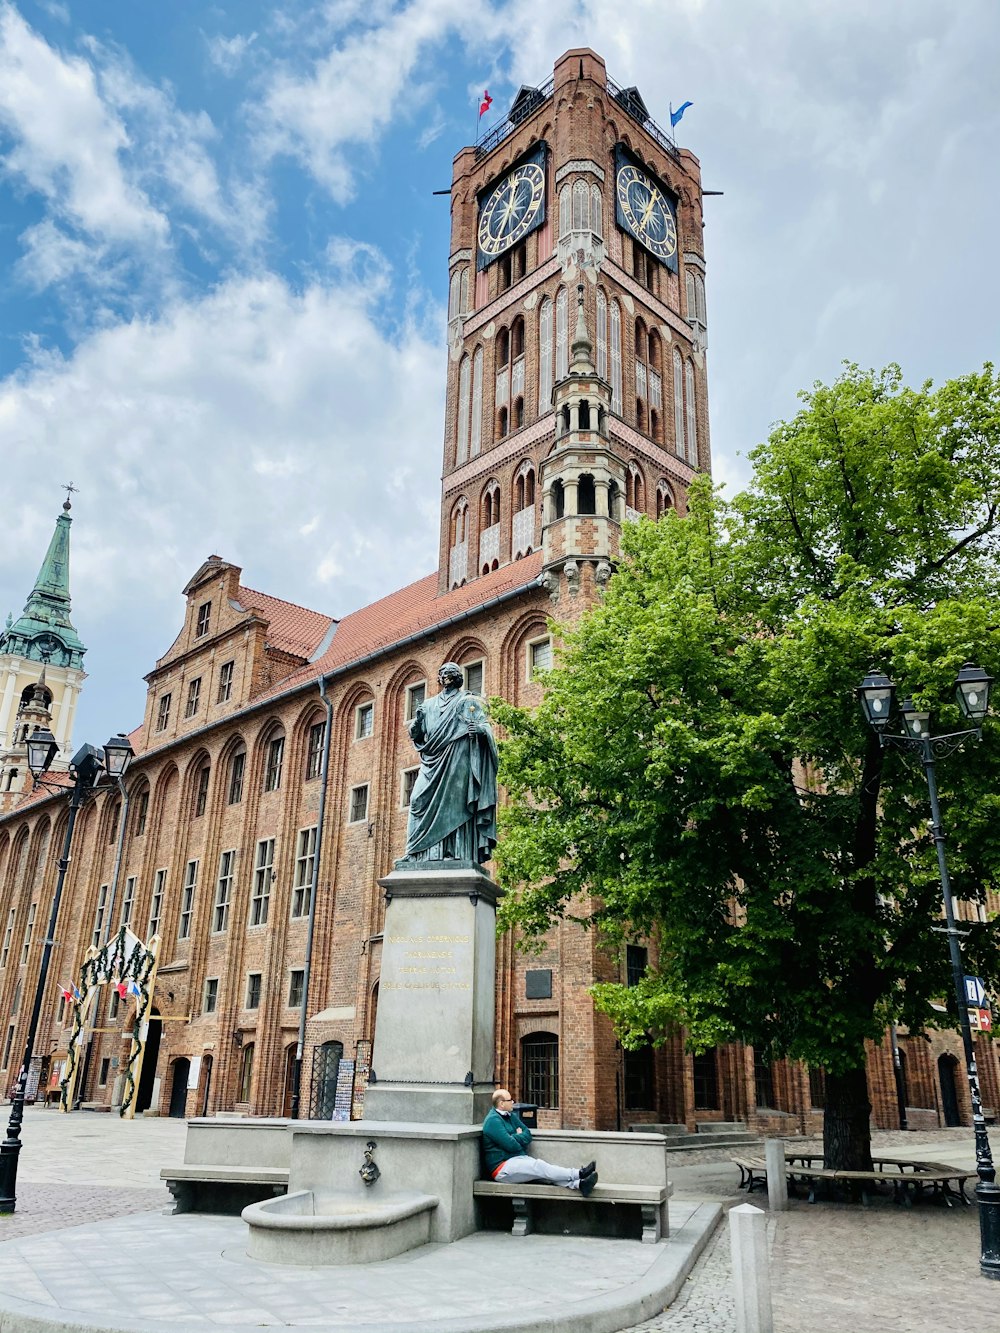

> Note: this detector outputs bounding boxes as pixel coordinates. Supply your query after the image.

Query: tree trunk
[823,1066,873,1171]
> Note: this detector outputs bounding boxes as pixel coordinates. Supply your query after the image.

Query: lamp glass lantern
[26,726,59,779]
[955,664,994,726]
[858,669,896,731]
[898,698,930,740]
[102,733,134,780]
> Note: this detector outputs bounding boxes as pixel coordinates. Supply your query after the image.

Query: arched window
[538,298,553,413]
[685,270,697,320]
[496,327,510,368]
[448,269,462,320]
[227,744,246,806]
[449,499,469,587]
[479,481,501,574]
[577,473,596,515]
[460,268,469,315]
[558,182,571,240]
[521,1031,559,1109]
[513,462,536,558]
[685,360,698,465]
[595,288,607,379]
[511,315,524,359]
[470,347,483,457]
[695,274,707,325]
[192,762,210,819]
[572,178,589,230]
[456,354,471,464]
[591,184,603,238]
[551,478,565,520]
[626,462,645,514]
[656,478,674,519]
[481,480,500,530]
[555,287,568,382]
[496,405,508,438]
[578,399,591,430]
[609,300,622,415]
[673,347,685,458]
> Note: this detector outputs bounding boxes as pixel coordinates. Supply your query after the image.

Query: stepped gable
[234,585,335,661]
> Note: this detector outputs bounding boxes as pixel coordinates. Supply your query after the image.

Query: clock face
[615,162,677,263]
[477,161,546,262]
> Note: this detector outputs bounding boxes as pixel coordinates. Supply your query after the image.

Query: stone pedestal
[363,865,502,1125]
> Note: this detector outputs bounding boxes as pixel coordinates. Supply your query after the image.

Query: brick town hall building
[0,49,993,1134]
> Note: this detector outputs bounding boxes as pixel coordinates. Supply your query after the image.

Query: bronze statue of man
[401,663,498,865]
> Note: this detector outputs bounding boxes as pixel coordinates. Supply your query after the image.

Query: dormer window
[196,601,211,637]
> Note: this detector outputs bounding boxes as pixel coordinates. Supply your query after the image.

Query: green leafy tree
[494,364,1000,1170]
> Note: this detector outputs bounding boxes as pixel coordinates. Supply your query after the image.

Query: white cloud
[204,31,258,76]
[0,259,446,731]
[0,4,167,244]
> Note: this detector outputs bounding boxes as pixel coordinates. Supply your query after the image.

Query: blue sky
[2,0,999,753]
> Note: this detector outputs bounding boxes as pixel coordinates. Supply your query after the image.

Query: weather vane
[61,482,79,510]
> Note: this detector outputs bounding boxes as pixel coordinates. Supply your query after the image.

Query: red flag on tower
[479,90,493,119]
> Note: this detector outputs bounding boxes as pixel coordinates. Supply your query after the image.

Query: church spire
[0,493,86,669]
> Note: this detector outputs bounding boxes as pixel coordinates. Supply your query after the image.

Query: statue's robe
[404,689,498,863]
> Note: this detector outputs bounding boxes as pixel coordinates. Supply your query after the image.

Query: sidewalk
[0,1110,995,1333]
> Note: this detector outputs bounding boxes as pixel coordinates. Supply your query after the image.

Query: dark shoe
[579,1160,596,1179]
[580,1170,599,1198]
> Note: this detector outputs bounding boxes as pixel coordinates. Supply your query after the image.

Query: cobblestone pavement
[624,1128,1000,1333]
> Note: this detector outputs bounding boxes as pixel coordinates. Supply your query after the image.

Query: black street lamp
[0,729,134,1215]
[858,664,1000,1279]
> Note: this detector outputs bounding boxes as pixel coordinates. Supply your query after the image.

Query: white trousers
[494,1155,580,1189]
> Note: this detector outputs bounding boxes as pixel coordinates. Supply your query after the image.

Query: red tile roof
[236,587,336,661]
[255,552,545,704]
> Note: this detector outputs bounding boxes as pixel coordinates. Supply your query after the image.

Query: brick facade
[0,48,997,1137]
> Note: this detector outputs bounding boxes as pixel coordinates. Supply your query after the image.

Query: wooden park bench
[733,1150,973,1208]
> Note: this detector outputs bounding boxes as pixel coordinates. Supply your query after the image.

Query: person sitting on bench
[482,1089,598,1196]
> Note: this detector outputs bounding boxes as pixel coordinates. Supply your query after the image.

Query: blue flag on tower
[670,100,693,129]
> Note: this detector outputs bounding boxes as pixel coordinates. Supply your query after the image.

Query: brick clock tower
[438,47,710,608]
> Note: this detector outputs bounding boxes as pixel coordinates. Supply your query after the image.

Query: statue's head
[438,662,463,688]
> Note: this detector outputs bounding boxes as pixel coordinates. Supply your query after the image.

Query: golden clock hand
[640,188,659,230]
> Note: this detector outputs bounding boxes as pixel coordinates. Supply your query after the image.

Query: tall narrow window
[120,876,137,928]
[305,719,326,780]
[288,969,305,1008]
[609,299,622,415]
[228,747,246,804]
[246,973,262,1009]
[155,694,171,733]
[558,182,571,239]
[591,183,603,237]
[349,784,369,824]
[203,978,219,1014]
[195,601,211,637]
[456,354,471,464]
[92,885,109,948]
[133,789,149,837]
[291,826,317,920]
[148,869,166,937]
[193,764,210,818]
[405,682,426,721]
[213,850,235,932]
[673,347,685,457]
[217,660,234,703]
[178,861,197,940]
[538,297,553,413]
[572,178,588,230]
[355,702,374,740]
[19,903,36,966]
[185,677,201,718]
[263,735,284,792]
[595,289,607,379]
[555,287,568,382]
[685,360,698,465]
[693,1049,719,1110]
[250,839,274,927]
[0,910,15,968]
[470,347,483,458]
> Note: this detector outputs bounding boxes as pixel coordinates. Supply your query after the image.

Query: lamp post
[858,664,1000,1279]
[0,728,134,1215]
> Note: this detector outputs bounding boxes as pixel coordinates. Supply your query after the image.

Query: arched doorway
[281,1043,296,1117]
[199,1054,213,1117]
[168,1057,190,1118]
[135,1008,161,1113]
[310,1041,343,1119]
[938,1054,961,1126]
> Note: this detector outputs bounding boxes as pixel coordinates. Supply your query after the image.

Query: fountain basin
[242,1188,439,1265]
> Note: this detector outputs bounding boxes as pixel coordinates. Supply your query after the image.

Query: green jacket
[482,1107,532,1174]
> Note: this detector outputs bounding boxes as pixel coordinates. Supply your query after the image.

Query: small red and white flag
[479,90,493,119]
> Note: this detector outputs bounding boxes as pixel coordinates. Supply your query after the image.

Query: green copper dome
[0,501,86,670]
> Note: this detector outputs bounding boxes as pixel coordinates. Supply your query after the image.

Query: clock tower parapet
[540,284,622,605]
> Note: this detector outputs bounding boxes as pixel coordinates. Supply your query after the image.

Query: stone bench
[160,1116,292,1215]
[474,1128,671,1243]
